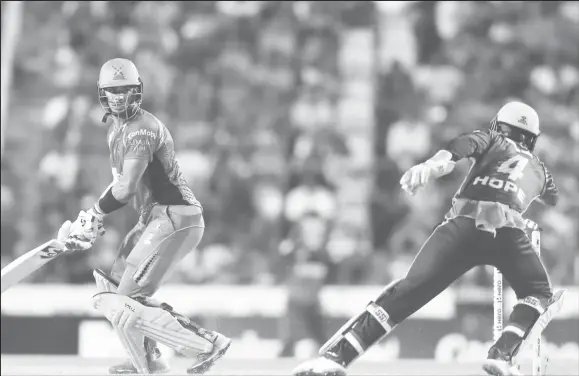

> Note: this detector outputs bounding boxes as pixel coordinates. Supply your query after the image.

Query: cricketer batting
[61,58,231,375]
[292,102,567,376]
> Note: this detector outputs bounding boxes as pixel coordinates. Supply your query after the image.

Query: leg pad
[319,279,400,356]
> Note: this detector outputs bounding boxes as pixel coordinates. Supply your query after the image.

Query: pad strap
[366,302,393,332]
[515,296,546,315]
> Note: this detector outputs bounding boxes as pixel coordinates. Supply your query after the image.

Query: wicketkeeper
[292,102,567,376]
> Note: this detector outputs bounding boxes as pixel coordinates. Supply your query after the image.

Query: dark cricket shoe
[292,353,348,376]
[186,333,232,374]
[483,347,522,376]
[109,340,170,374]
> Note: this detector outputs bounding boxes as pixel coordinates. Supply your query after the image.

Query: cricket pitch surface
[1,356,578,375]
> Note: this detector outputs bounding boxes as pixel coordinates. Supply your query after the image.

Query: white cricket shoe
[483,359,523,376]
[292,356,347,376]
[186,332,232,374]
[109,338,170,374]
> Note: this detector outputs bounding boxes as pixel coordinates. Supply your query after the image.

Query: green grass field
[1,356,577,376]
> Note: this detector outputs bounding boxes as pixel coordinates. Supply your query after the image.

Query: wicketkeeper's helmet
[490,101,540,151]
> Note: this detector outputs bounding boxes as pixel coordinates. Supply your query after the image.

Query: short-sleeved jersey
[446,130,558,214]
[107,109,200,219]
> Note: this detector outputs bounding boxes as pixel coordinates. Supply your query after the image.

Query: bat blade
[1,239,64,294]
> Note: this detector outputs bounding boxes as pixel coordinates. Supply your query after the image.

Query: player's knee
[527,283,553,304]
[515,277,552,304]
[129,295,195,332]
[112,260,162,296]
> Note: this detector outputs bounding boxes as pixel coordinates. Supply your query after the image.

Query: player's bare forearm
[98,180,117,202]
[93,158,148,216]
[111,158,148,200]
[90,181,131,218]
[111,177,138,203]
[538,166,559,207]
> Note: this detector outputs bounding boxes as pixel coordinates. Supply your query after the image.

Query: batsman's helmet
[97,58,143,123]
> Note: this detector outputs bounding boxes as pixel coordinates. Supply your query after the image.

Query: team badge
[112,65,125,80]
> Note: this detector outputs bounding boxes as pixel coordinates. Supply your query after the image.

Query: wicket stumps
[493,219,544,375]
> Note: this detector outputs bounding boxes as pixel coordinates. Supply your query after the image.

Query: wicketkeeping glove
[400,163,434,195]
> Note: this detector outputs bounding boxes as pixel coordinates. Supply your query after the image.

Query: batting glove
[65,209,105,251]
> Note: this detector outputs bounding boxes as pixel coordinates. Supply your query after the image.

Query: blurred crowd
[1,1,578,287]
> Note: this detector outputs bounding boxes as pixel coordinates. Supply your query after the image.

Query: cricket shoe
[186,333,232,374]
[109,339,170,374]
[292,354,347,376]
[482,347,522,376]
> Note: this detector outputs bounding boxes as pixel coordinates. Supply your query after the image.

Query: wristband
[97,187,127,214]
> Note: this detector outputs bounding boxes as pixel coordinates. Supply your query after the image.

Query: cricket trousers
[109,204,205,297]
[376,216,552,325]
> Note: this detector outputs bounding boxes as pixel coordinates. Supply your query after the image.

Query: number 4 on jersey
[497,155,529,181]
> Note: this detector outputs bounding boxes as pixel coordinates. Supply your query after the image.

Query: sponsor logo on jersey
[127,139,153,154]
[127,129,157,140]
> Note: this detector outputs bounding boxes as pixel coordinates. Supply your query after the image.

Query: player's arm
[537,165,558,206]
[444,129,493,162]
[65,122,158,251]
[93,121,159,217]
[92,124,158,217]
[93,158,149,215]
[424,129,494,178]
[401,130,493,195]
[400,150,455,195]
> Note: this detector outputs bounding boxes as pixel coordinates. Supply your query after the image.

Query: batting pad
[93,292,213,357]
[114,327,150,374]
[93,270,150,374]
[93,269,118,293]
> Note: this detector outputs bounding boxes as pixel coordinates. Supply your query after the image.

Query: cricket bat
[1,239,66,294]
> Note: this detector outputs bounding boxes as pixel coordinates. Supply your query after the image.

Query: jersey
[446,130,558,214]
[107,109,200,220]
